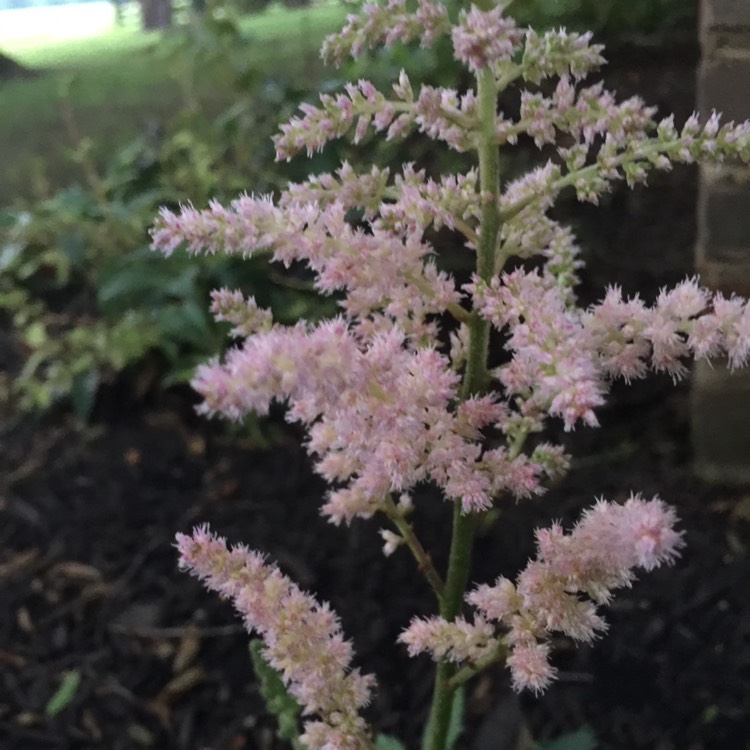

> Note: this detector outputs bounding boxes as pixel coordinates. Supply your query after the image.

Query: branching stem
[385,497,446,602]
[423,60,501,750]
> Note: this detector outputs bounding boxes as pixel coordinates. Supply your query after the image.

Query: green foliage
[249,639,305,750]
[1,7,333,418]
[0,3,347,205]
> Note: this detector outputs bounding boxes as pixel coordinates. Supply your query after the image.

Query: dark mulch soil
[2,38,749,750]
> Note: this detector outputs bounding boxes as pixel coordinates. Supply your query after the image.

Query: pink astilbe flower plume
[177,526,375,750]
[322,0,450,65]
[402,494,683,694]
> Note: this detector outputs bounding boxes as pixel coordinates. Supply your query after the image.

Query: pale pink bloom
[414,86,477,152]
[153,0,750,717]
[399,495,683,692]
[471,269,606,431]
[451,6,522,73]
[481,448,545,500]
[176,526,374,749]
[323,486,387,525]
[151,194,305,258]
[463,495,682,692]
[210,289,273,337]
[582,286,651,382]
[500,161,562,215]
[714,294,750,368]
[522,28,605,84]
[506,642,557,694]
[467,578,519,622]
[283,162,391,216]
[583,280,750,380]
[155,194,463,337]
[379,529,403,556]
[194,316,517,519]
[449,323,470,370]
[378,165,482,236]
[321,0,450,65]
[273,80,398,159]
[456,394,509,436]
[399,615,500,663]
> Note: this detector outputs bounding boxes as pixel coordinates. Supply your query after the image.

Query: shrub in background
[0,5,331,417]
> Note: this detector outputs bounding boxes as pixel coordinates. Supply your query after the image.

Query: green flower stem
[446,642,508,691]
[460,68,501,400]
[422,504,476,750]
[423,63,501,750]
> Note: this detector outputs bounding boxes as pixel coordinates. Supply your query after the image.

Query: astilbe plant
[151,0,750,748]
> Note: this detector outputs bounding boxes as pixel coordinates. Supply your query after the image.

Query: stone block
[698,57,750,122]
[692,360,750,483]
[702,0,750,30]
[696,166,750,293]
[697,168,750,263]
[693,256,750,297]
[695,0,750,484]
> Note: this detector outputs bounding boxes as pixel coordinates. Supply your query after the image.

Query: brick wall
[693,0,750,482]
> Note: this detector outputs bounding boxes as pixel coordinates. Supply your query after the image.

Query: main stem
[423,64,500,750]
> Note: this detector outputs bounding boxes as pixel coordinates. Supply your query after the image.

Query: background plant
[0,3,337,418]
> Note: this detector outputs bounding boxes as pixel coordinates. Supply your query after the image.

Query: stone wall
[693,0,750,482]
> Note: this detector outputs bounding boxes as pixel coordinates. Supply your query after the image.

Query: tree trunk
[139,0,172,30]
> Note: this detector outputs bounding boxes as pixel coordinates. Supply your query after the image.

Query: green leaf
[249,639,304,749]
[0,241,24,272]
[156,301,217,351]
[24,322,47,349]
[45,670,82,717]
[535,726,597,750]
[70,370,100,420]
[58,230,88,268]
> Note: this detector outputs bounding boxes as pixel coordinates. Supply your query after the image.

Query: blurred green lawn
[0,1,347,205]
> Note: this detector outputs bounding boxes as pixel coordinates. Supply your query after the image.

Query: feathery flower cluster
[584,279,750,380]
[402,494,683,693]
[400,615,499,664]
[451,6,522,73]
[176,526,374,749]
[210,289,273,338]
[470,269,605,430]
[282,162,484,237]
[273,79,402,159]
[470,272,750,428]
[521,28,605,83]
[191,320,560,519]
[322,0,450,65]
[154,0,750,730]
